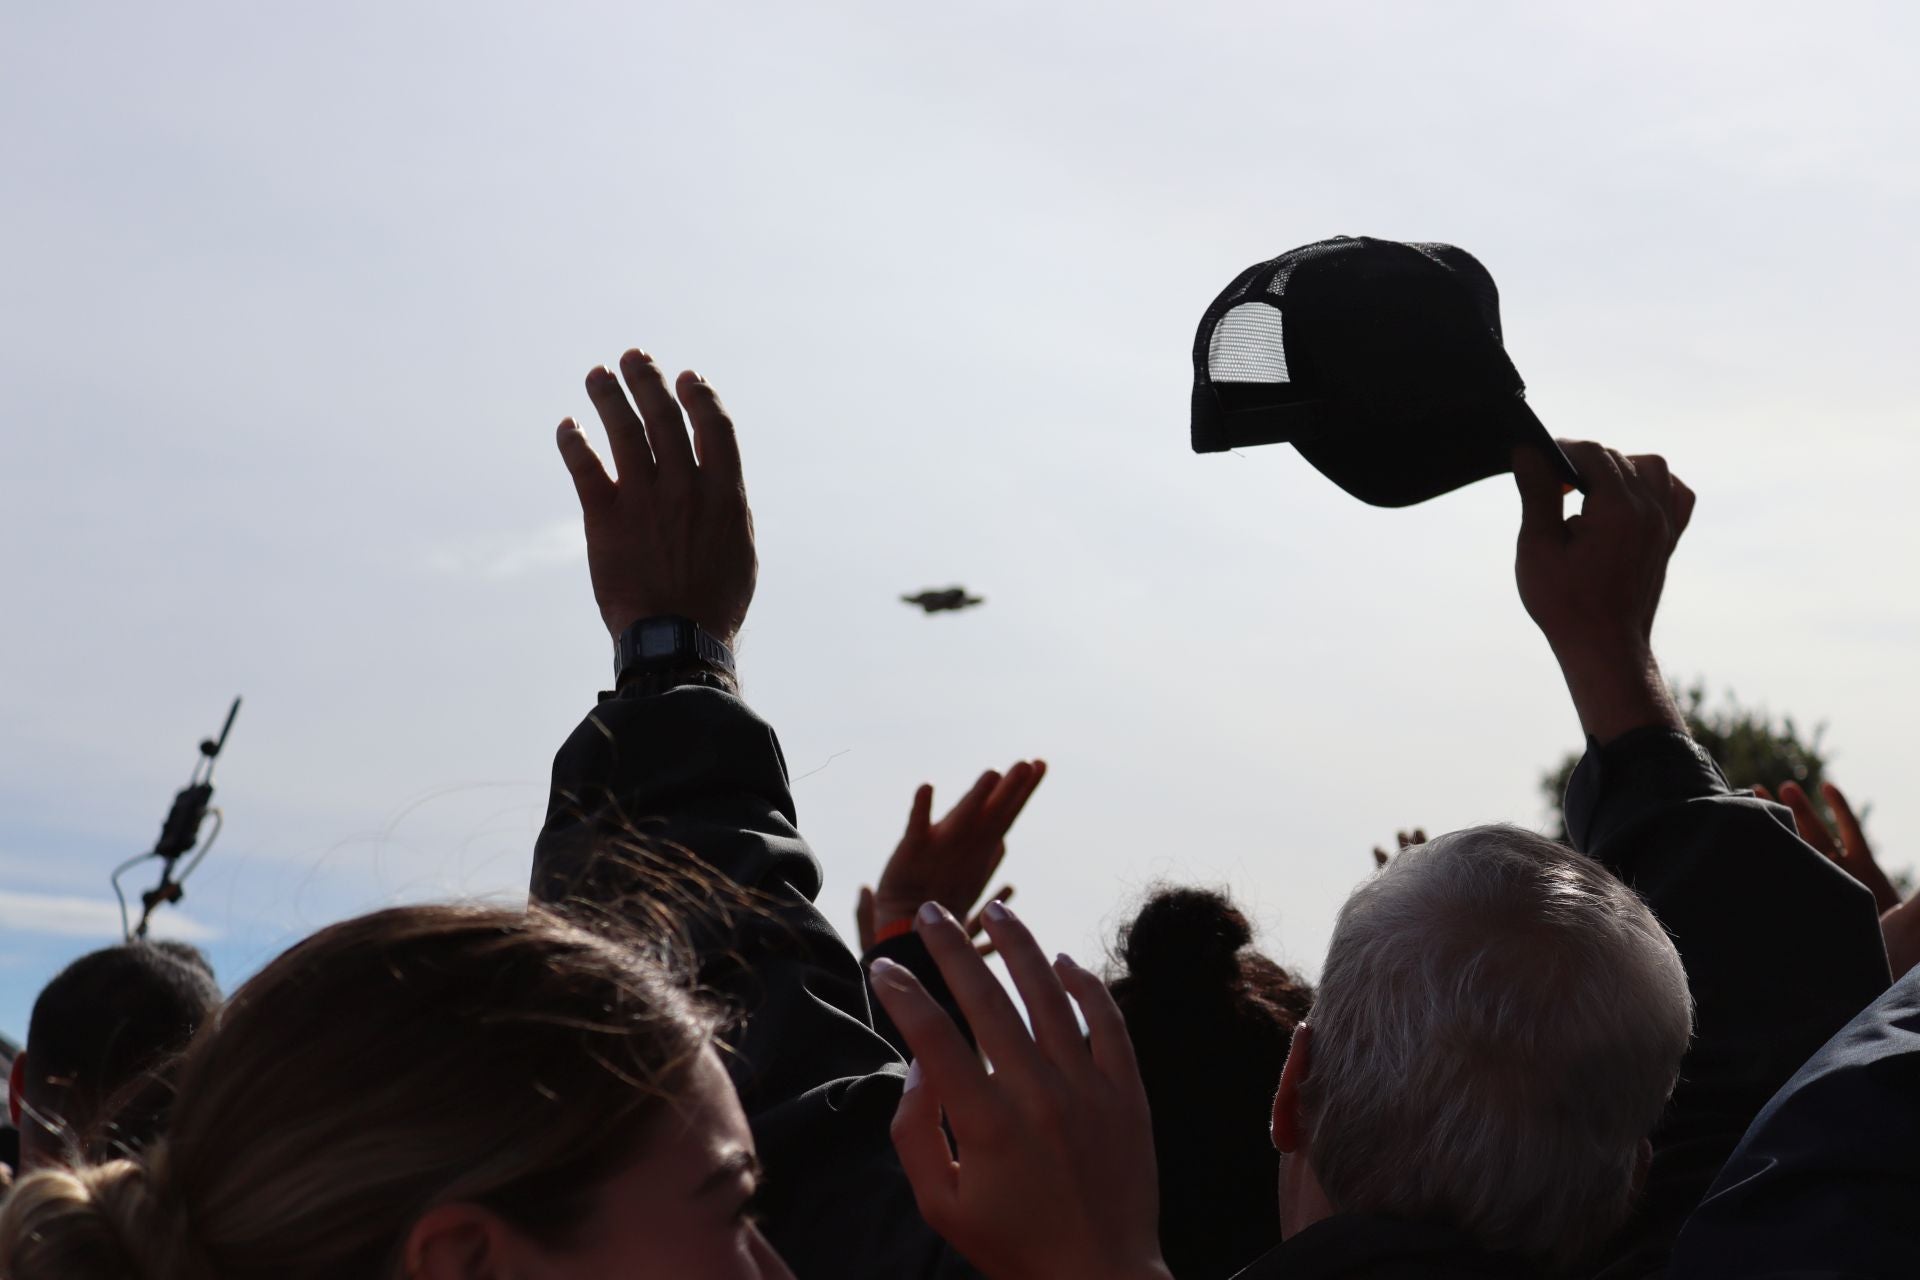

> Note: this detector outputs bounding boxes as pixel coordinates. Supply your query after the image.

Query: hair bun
[0,1159,205,1280]
[1119,887,1253,989]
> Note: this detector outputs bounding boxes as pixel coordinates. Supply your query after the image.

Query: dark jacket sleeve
[1568,729,1889,1279]
[864,931,973,1060]
[1667,968,1920,1278]
[531,686,980,1280]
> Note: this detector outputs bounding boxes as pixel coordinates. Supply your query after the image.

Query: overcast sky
[5,1,1919,1036]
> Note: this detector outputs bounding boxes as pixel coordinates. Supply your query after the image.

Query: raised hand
[555,350,756,644]
[1754,781,1901,913]
[1372,827,1427,868]
[857,762,1047,951]
[1758,780,1919,977]
[868,902,1171,1280]
[1512,441,1695,743]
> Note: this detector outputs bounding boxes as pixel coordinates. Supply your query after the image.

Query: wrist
[601,605,738,652]
[872,897,921,934]
[613,615,737,691]
[1550,638,1684,744]
[869,917,916,945]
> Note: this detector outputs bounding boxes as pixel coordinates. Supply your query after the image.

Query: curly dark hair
[1107,886,1314,1280]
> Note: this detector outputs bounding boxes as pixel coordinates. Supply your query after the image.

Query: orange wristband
[871,918,916,945]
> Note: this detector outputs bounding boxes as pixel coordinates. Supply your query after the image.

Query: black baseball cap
[1190,236,1581,507]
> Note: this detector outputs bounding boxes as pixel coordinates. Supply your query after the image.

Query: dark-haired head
[11,942,221,1172]
[1108,886,1313,1280]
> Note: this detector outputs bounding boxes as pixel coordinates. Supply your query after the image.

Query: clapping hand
[868,902,1172,1280]
[857,762,1047,953]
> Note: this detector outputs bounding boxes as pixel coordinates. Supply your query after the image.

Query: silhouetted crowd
[2,350,1913,1279]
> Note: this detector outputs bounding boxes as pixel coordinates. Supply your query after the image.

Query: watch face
[637,624,681,660]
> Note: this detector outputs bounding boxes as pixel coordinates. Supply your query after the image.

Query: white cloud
[0,890,220,943]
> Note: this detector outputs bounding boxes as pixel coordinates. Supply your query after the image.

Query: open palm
[856,761,1047,952]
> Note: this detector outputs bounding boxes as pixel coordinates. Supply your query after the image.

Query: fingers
[979,760,1048,840]
[1372,846,1389,868]
[677,371,744,485]
[856,885,877,952]
[914,903,1046,1078]
[942,770,1004,833]
[1823,782,1872,860]
[1556,440,1630,507]
[902,784,935,847]
[1625,451,1668,514]
[962,885,1015,937]
[1822,782,1900,912]
[1055,953,1144,1087]
[1778,782,1839,859]
[1624,452,1693,547]
[1396,828,1426,850]
[585,365,656,483]
[979,900,1086,1068]
[617,350,697,478]
[889,1059,959,1226]
[1511,444,1568,542]
[1670,475,1697,541]
[868,956,995,1124]
[965,886,1014,956]
[555,419,616,510]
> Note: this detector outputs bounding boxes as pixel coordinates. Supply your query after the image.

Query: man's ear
[9,1053,25,1127]
[1631,1136,1653,1200]
[1271,1023,1312,1154]
[404,1202,523,1280]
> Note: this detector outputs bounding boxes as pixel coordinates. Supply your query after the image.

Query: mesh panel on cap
[1208,303,1289,383]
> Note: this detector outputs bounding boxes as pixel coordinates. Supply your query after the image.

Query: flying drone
[902,587,983,614]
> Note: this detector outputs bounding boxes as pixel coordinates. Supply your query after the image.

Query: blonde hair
[0,902,720,1279]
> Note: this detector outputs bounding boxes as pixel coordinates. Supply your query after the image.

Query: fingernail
[904,1059,923,1093]
[917,901,946,928]
[588,365,613,386]
[1055,952,1080,972]
[984,899,1014,924]
[869,956,911,990]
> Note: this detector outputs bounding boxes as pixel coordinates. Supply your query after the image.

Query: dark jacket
[1230,1214,1540,1279]
[1668,966,1920,1277]
[531,686,979,1280]
[1231,728,1888,1280]
[1567,729,1889,1278]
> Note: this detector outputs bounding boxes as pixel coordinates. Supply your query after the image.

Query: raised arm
[535,350,977,1280]
[1511,442,1889,1274]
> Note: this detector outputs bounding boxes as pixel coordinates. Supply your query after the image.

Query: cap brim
[1290,396,1575,508]
[1507,400,1582,491]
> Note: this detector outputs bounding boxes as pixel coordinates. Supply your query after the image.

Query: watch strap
[613,616,736,686]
